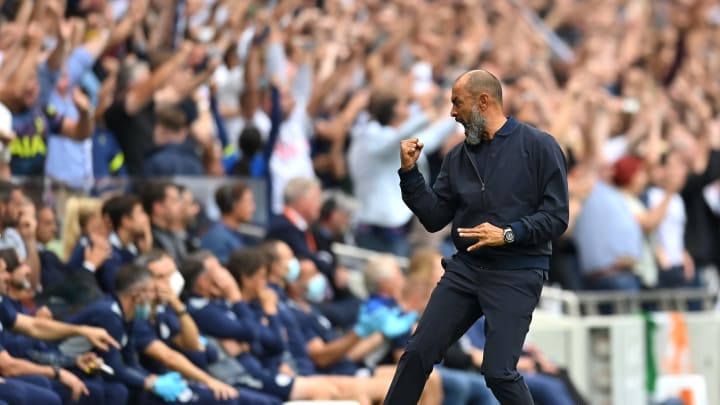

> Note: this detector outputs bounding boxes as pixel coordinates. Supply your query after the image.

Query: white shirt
[348,113,457,228]
[648,187,686,267]
[213,64,245,146]
[0,227,27,259]
[269,105,315,214]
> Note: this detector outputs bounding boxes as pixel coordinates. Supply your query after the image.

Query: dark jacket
[152,225,191,264]
[682,150,720,267]
[143,142,205,177]
[67,233,139,293]
[68,296,162,389]
[399,117,569,270]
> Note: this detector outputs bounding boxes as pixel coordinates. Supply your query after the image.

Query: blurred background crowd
[0,0,719,404]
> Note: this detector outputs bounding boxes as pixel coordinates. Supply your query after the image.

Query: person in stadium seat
[66,263,241,405]
[67,195,152,293]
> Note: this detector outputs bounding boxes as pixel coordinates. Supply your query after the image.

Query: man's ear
[478,94,489,111]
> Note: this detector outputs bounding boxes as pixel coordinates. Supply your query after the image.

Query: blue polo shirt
[140,304,219,373]
[268,283,315,376]
[186,297,256,344]
[0,295,18,333]
[0,297,49,359]
[286,301,358,376]
[199,222,246,264]
[245,300,285,369]
[0,295,17,353]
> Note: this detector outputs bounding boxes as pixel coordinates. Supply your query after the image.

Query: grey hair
[322,190,359,214]
[364,254,401,294]
[283,177,321,205]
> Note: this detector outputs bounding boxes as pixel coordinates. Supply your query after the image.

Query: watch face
[504,229,514,243]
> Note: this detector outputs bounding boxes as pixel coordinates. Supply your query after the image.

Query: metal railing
[331,242,410,270]
[539,286,717,316]
[328,242,718,316]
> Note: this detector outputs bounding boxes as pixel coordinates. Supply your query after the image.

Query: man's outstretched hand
[458,223,505,251]
[400,138,424,172]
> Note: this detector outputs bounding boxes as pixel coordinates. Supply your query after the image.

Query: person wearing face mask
[65,263,241,405]
[259,240,315,376]
[137,250,280,404]
[281,250,445,405]
[182,250,378,403]
[137,251,206,368]
[266,178,361,329]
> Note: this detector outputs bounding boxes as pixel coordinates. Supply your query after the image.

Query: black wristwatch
[503,227,515,244]
[52,364,62,380]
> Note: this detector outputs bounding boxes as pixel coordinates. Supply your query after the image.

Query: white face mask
[170,271,185,297]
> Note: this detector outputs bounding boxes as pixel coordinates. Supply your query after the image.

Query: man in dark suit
[265,177,329,284]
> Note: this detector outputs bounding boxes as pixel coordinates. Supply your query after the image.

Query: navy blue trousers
[0,376,61,405]
[384,264,544,405]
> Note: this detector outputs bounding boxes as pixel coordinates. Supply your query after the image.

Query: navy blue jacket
[0,296,85,369]
[186,297,256,344]
[0,295,19,356]
[286,300,358,376]
[67,296,157,389]
[268,283,316,376]
[399,117,569,270]
[143,142,205,177]
[0,297,50,359]
[67,233,139,293]
[199,222,246,264]
[139,304,218,373]
[38,246,71,290]
[245,300,286,369]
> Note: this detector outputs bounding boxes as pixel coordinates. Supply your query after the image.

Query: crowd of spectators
[0,0,719,403]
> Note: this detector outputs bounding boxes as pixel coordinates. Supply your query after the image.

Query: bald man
[384,70,569,404]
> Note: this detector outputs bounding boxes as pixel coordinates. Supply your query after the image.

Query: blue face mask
[305,274,327,303]
[285,258,301,283]
[135,301,152,320]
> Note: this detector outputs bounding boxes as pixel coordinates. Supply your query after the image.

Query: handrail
[329,243,717,315]
[538,286,717,316]
[331,242,410,269]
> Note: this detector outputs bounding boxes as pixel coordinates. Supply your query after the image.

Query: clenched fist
[400,138,424,172]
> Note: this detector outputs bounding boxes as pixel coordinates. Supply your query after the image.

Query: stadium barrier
[526,311,720,405]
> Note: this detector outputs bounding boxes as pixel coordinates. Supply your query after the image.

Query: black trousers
[383,261,545,405]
